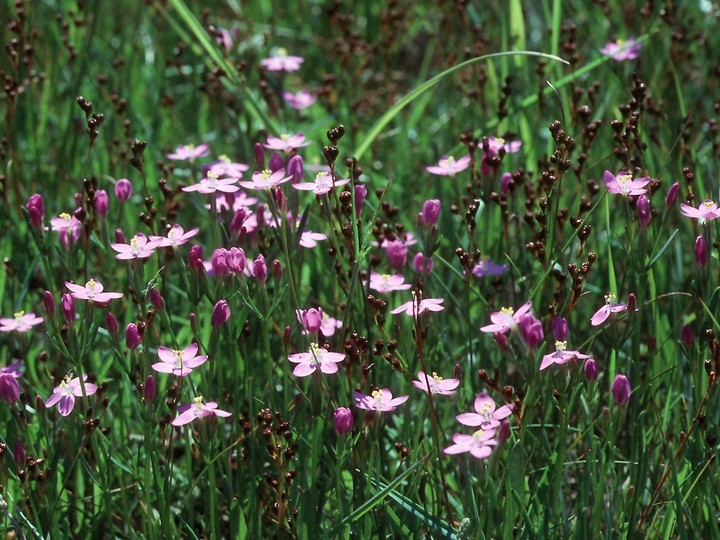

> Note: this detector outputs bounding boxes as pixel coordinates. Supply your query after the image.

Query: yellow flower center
[86,279,97,291]
[501,307,514,316]
[431,372,443,383]
[277,48,288,57]
[260,169,272,179]
[59,213,71,220]
[555,341,567,352]
[617,174,632,184]
[14,311,25,320]
[495,137,506,145]
[605,293,616,304]
[280,133,290,141]
[472,430,486,439]
[219,154,230,163]
[193,395,204,408]
[371,389,383,401]
[703,200,715,208]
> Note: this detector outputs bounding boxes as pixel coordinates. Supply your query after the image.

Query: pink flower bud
[497,420,511,444]
[268,152,284,173]
[636,195,650,227]
[125,323,141,350]
[26,194,45,227]
[189,312,197,332]
[227,247,246,274]
[611,374,631,405]
[665,182,680,208]
[0,374,20,404]
[188,244,204,271]
[552,317,569,341]
[584,358,599,381]
[273,186,287,211]
[272,258,282,280]
[211,248,230,277]
[94,189,109,218]
[695,235,707,266]
[13,441,25,467]
[287,155,304,183]
[682,324,694,347]
[115,178,133,202]
[493,331,510,352]
[43,291,56,315]
[211,299,230,328]
[627,293,636,313]
[115,228,126,244]
[105,312,119,335]
[61,293,75,323]
[519,314,544,348]
[302,308,323,333]
[420,199,441,225]
[333,407,354,435]
[143,375,156,402]
[413,252,434,274]
[253,255,268,283]
[385,240,407,269]
[253,142,265,166]
[230,208,247,234]
[354,184,367,216]
[149,287,165,310]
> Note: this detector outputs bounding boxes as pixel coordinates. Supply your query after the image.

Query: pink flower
[183,172,240,194]
[50,212,81,247]
[600,38,641,61]
[299,231,327,248]
[412,371,459,396]
[288,343,345,377]
[471,258,508,277]
[680,199,720,222]
[0,361,22,403]
[0,311,43,333]
[603,170,650,197]
[390,297,444,316]
[353,388,409,412]
[318,314,343,336]
[297,308,323,333]
[111,233,156,260]
[45,375,98,416]
[456,393,513,430]
[239,169,290,191]
[283,90,317,110]
[444,430,498,459]
[539,341,591,370]
[149,225,200,248]
[384,239,408,268]
[590,293,628,326]
[480,300,532,334]
[207,156,249,178]
[172,396,232,426]
[65,279,123,304]
[264,133,311,153]
[293,171,350,195]
[260,50,304,72]
[368,272,412,293]
[426,155,471,176]
[333,407,354,434]
[611,374,632,405]
[167,143,209,161]
[152,343,208,376]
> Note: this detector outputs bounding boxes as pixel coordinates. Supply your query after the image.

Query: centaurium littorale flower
[368,272,412,293]
[111,233,156,260]
[172,396,232,426]
[288,343,345,377]
[456,393,513,430]
[353,388,409,412]
[600,38,641,61]
[603,170,650,197]
[426,155,471,176]
[65,279,123,305]
[480,300,533,334]
[299,231,327,248]
[283,90,317,110]
[167,143,210,161]
[260,49,303,72]
[239,169,291,191]
[390,297,444,317]
[412,371,460,396]
[152,343,208,377]
[183,172,240,194]
[680,199,720,222]
[148,224,199,248]
[0,311,43,333]
[590,293,629,326]
[45,375,98,416]
[539,341,591,370]
[293,171,350,195]
[264,133,312,153]
[443,430,498,459]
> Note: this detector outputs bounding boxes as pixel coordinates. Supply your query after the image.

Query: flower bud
[584,358,599,381]
[143,375,156,402]
[105,312,119,335]
[115,228,126,244]
[272,258,282,280]
[301,308,323,333]
[627,293,636,313]
[253,255,268,283]
[94,189,109,218]
[227,247,246,274]
[552,316,569,341]
[665,182,679,208]
[149,287,165,311]
[230,208,247,234]
[43,291,56,315]
[354,184,367,216]
[519,314,544,348]
[253,142,265,166]
[189,312,197,332]
[636,195,650,227]
[273,186,287,211]
[611,374,631,405]
[268,152,284,173]
[115,178,133,202]
[681,324,694,347]
[497,420,511,444]
[695,235,707,266]
[493,331,509,352]
[125,323,141,350]
[413,253,434,274]
[420,199,441,226]
[188,244,204,271]
[287,154,304,183]
[211,248,230,277]
[13,441,25,467]
[26,194,45,227]
[61,293,75,323]
[333,407,354,435]
[211,299,230,328]
[0,374,20,404]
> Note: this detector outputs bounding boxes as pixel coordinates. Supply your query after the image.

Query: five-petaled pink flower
[456,392,513,430]
[354,388,409,412]
[680,199,720,222]
[152,343,208,377]
[590,293,629,326]
[239,169,291,191]
[65,279,123,305]
[368,273,412,293]
[260,50,304,72]
[391,297,444,316]
[45,375,98,416]
[167,144,210,161]
[293,171,350,195]
[0,311,43,333]
[283,90,317,110]
[111,233,156,260]
[183,172,240,194]
[426,155,471,176]
[443,430,498,459]
[603,170,650,197]
[172,396,232,426]
[480,300,532,334]
[50,213,81,247]
[600,38,641,61]
[207,156,249,178]
[299,231,327,248]
[149,225,200,248]
[412,371,460,396]
[264,133,312,153]
[539,341,591,370]
[288,343,345,377]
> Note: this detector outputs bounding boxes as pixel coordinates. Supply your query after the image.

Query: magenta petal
[45,391,61,408]
[293,362,316,377]
[590,306,610,326]
[456,413,483,426]
[58,395,75,416]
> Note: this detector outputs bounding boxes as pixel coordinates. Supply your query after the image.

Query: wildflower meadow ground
[2,0,720,538]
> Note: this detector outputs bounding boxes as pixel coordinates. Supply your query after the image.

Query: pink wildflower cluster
[445,393,513,459]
